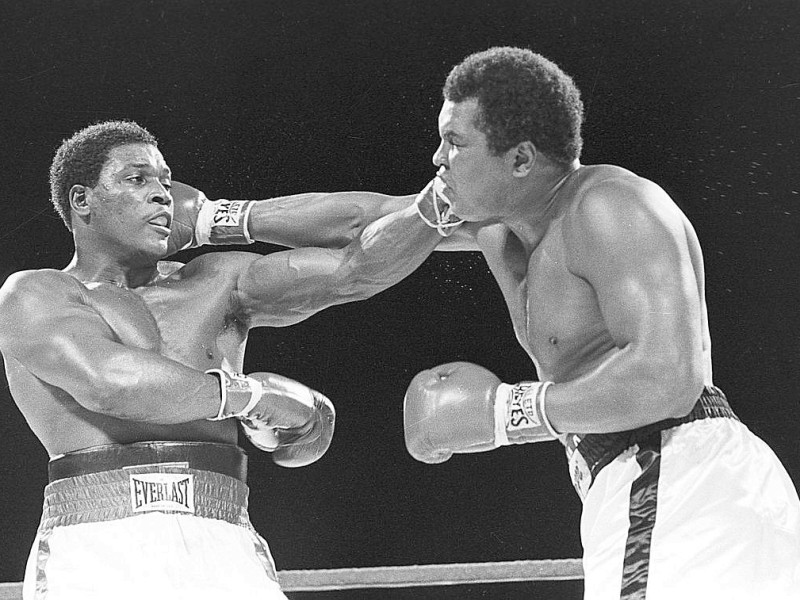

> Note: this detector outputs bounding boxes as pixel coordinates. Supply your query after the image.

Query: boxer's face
[83,143,174,260]
[432,98,515,221]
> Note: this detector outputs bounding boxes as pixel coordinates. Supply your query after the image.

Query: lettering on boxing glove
[205,369,263,421]
[195,199,256,245]
[494,381,558,446]
[414,176,464,237]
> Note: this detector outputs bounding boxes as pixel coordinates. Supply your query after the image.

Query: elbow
[329,225,361,249]
[339,278,386,303]
[330,206,370,248]
[652,353,705,419]
[81,359,143,416]
[333,262,393,303]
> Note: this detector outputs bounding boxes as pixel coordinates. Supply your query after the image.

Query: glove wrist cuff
[494,381,557,446]
[195,200,256,246]
[205,369,263,420]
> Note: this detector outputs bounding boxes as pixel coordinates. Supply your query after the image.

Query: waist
[41,463,251,527]
[565,386,738,499]
[48,441,248,483]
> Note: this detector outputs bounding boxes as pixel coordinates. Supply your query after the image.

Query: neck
[504,160,580,243]
[64,249,162,290]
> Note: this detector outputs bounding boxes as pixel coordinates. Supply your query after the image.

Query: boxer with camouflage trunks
[402,47,800,598]
[0,120,468,599]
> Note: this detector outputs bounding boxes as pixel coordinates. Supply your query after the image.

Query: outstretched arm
[231,194,449,327]
[246,190,413,249]
[245,189,480,251]
[168,181,478,254]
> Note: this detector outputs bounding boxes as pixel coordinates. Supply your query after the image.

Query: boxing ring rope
[0,558,582,598]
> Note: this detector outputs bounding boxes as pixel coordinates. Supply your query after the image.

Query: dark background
[0,1,797,598]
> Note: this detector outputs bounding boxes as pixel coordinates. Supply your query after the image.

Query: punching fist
[167,181,208,255]
[242,391,335,468]
[206,369,335,467]
[403,362,500,464]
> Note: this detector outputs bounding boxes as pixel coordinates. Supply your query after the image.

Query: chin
[134,243,169,264]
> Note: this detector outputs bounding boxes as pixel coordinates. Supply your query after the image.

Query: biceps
[595,255,702,358]
[236,248,353,324]
[8,310,128,394]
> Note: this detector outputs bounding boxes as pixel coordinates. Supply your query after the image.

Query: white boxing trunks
[565,387,800,600]
[23,442,287,600]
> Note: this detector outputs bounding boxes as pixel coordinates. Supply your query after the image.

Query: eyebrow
[125,162,172,177]
[442,131,463,142]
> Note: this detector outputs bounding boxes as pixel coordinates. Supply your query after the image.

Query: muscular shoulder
[0,269,84,307]
[0,269,86,342]
[562,166,684,269]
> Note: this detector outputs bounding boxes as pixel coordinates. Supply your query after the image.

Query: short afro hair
[443,47,583,164]
[49,120,157,230]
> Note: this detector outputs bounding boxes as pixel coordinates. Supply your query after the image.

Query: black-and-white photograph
[0,2,797,598]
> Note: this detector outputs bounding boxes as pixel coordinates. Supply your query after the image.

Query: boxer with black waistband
[0,120,469,599]
[402,47,800,599]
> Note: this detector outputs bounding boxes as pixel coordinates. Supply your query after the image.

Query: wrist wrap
[195,200,255,245]
[494,381,557,446]
[206,369,263,421]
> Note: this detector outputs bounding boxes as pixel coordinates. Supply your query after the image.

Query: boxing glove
[166,181,208,254]
[206,369,335,467]
[166,181,255,256]
[244,391,335,468]
[404,362,559,464]
[404,362,500,464]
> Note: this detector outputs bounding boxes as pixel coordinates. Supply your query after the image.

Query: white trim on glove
[494,380,557,446]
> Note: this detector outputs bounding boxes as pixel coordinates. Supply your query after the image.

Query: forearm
[244,191,414,249]
[176,179,479,252]
[543,345,704,434]
[54,345,223,424]
[339,203,443,296]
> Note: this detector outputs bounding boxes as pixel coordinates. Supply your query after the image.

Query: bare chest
[481,228,612,380]
[82,279,243,368]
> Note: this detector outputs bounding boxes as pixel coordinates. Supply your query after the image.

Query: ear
[510,141,536,177]
[69,184,91,217]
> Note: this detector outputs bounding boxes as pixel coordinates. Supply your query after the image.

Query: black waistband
[568,386,737,486]
[48,441,248,483]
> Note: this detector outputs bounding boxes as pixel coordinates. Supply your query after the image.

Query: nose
[150,181,173,207]
[432,140,447,169]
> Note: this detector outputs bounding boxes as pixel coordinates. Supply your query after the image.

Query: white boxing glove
[206,369,335,467]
